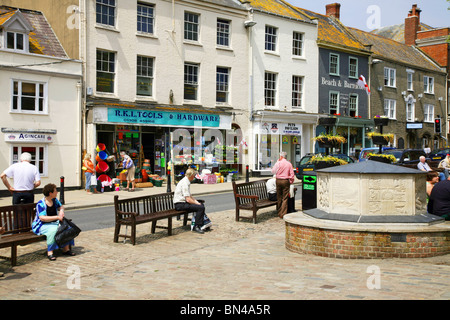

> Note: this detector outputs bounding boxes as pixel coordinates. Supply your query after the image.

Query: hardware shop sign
[107,108,221,128]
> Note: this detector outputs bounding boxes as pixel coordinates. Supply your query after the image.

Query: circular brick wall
[285,220,450,259]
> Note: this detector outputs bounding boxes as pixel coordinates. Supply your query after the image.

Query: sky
[288,0,449,31]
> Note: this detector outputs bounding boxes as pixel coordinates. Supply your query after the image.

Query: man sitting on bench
[173,168,209,234]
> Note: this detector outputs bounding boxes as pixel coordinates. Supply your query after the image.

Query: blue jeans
[85,172,92,191]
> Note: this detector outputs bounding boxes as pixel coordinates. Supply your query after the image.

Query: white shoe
[201,222,212,230]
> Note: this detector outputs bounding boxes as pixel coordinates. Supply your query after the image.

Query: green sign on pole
[303,175,316,184]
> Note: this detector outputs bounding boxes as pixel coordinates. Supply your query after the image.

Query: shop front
[250,112,318,176]
[316,116,375,159]
[88,104,234,183]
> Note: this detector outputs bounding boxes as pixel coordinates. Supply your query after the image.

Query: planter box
[371,135,389,145]
[314,161,341,170]
[368,156,392,164]
[374,118,389,126]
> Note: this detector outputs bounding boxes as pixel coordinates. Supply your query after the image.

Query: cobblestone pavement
[1,199,449,301]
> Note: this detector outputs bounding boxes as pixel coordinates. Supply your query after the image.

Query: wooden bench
[231,179,279,224]
[113,192,203,245]
[400,160,443,172]
[0,203,46,266]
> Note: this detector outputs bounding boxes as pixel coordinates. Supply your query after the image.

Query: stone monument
[285,161,450,258]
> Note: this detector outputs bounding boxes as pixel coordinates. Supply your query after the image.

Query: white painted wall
[0,51,82,190]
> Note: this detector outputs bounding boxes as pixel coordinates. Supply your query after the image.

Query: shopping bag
[90,174,97,185]
[55,218,81,247]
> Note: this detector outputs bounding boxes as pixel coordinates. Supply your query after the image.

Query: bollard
[166,168,172,193]
[60,176,65,204]
[246,165,249,182]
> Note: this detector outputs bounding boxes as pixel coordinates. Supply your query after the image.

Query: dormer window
[6,31,25,51]
[0,9,33,53]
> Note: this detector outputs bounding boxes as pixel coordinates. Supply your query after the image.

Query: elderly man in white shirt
[418,156,445,181]
[173,168,208,234]
[1,152,41,205]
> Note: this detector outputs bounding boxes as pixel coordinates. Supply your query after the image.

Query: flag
[357,75,370,95]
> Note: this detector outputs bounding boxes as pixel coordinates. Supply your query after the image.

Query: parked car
[295,153,355,179]
[382,149,427,165]
[358,147,396,162]
[428,148,450,161]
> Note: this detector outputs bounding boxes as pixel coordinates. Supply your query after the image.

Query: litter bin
[301,172,317,210]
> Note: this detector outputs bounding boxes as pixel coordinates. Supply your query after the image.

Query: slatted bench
[0,203,46,266]
[232,179,274,224]
[113,192,203,245]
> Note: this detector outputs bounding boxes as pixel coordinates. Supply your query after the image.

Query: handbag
[55,218,81,247]
[123,159,133,169]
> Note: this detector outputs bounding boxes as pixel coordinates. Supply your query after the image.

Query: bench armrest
[116,210,138,219]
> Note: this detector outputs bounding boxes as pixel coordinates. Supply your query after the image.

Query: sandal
[47,254,56,261]
[62,250,76,256]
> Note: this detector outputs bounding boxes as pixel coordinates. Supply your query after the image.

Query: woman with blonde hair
[83,153,98,194]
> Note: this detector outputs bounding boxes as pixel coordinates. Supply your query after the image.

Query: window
[424,104,434,122]
[265,25,277,52]
[96,50,116,93]
[217,19,230,47]
[6,32,25,51]
[216,67,229,103]
[424,76,434,94]
[407,71,414,91]
[406,97,415,122]
[12,145,46,176]
[264,72,277,107]
[184,12,199,42]
[292,75,304,108]
[96,0,116,27]
[349,94,358,117]
[329,91,339,114]
[292,32,304,57]
[329,53,339,75]
[384,99,396,119]
[137,3,154,34]
[384,67,396,87]
[349,57,358,78]
[184,63,199,101]
[136,56,154,96]
[12,80,46,113]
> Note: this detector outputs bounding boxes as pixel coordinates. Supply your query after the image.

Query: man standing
[1,152,41,204]
[173,168,207,234]
[271,152,295,218]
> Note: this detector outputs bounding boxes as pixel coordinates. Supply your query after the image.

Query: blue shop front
[89,104,234,181]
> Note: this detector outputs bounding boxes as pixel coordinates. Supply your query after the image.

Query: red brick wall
[285,222,450,259]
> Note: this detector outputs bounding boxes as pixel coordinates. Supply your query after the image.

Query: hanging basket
[371,135,389,145]
[317,138,342,149]
[374,118,389,126]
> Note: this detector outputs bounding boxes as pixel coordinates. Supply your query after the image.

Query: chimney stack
[326,3,341,20]
[405,4,421,46]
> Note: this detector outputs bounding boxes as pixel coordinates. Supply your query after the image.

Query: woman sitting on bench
[32,183,76,261]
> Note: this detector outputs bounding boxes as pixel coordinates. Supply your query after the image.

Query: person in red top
[271,151,295,218]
